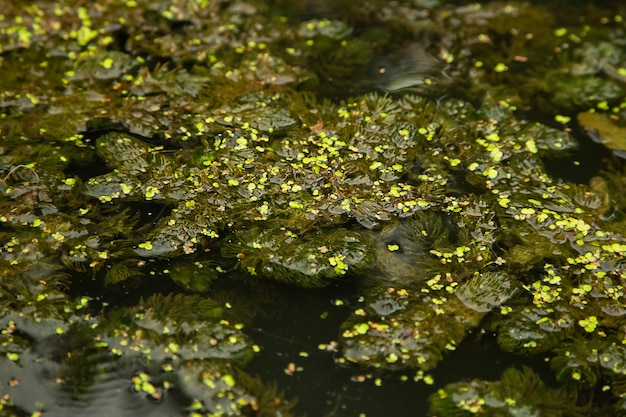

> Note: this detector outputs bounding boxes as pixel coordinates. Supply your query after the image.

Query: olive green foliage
[429,367,586,417]
[578,111,626,158]
[221,225,373,287]
[366,213,452,285]
[1,0,626,416]
[340,272,518,372]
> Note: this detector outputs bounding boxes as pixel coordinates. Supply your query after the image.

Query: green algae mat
[2,1,626,416]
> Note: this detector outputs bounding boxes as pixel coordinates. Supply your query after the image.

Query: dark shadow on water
[545,124,615,186]
[242,279,555,417]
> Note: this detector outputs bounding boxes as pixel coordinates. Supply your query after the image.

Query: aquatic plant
[364,213,452,286]
[1,0,626,416]
[429,366,586,417]
[578,110,626,159]
[221,225,373,287]
[0,289,295,417]
[340,272,518,372]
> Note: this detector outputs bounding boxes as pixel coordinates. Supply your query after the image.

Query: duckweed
[1,0,626,416]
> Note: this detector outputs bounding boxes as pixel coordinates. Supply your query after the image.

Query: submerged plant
[221,225,373,287]
[340,272,518,372]
[429,367,586,417]
[1,0,626,416]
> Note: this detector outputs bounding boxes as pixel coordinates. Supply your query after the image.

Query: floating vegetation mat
[1,0,626,416]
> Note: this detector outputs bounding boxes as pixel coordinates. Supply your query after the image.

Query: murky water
[242,281,555,417]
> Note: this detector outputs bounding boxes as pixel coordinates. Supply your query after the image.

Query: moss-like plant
[2,1,626,416]
[221,224,373,287]
[429,367,587,417]
[340,272,518,371]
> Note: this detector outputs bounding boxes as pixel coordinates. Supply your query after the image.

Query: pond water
[242,281,555,417]
[1,1,626,417]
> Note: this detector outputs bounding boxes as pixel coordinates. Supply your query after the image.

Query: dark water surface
[243,281,555,417]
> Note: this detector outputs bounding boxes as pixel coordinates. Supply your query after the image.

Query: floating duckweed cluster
[340,272,518,374]
[1,0,626,416]
[429,367,587,416]
[221,225,372,287]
